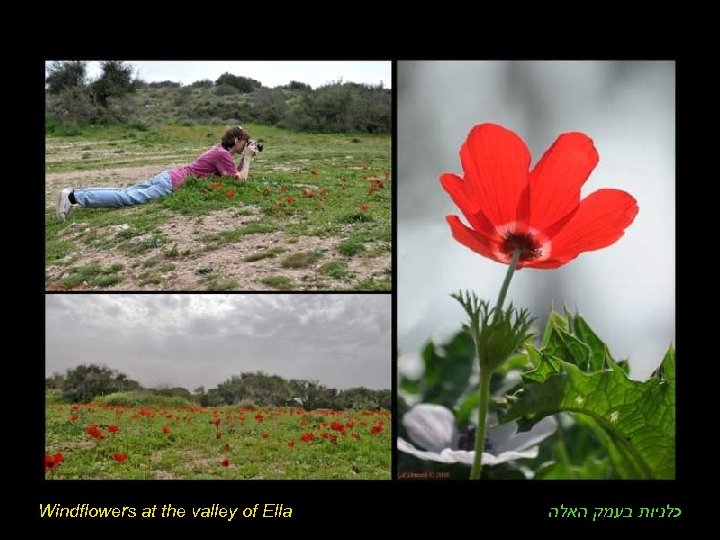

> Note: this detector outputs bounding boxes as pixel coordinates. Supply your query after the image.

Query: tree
[45,372,65,389]
[285,80,311,91]
[61,364,139,403]
[215,72,262,93]
[91,61,135,107]
[46,61,88,95]
[190,79,214,88]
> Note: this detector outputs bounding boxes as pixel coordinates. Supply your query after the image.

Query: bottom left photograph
[45,293,391,479]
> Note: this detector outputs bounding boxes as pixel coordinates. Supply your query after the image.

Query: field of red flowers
[46,403,390,479]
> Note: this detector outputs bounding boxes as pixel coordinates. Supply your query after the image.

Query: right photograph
[396,61,675,480]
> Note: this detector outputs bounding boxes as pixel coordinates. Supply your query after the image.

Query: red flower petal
[446,216,499,262]
[459,124,530,225]
[440,173,500,240]
[539,189,639,265]
[528,132,599,231]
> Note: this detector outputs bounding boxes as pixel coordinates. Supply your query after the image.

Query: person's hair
[221,126,250,150]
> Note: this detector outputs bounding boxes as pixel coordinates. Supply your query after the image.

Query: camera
[248,139,264,152]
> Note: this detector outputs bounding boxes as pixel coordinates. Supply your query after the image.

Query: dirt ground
[45,167,391,291]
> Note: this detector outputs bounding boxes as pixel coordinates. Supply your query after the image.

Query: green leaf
[535,457,613,479]
[495,352,533,375]
[569,314,612,371]
[399,377,421,396]
[507,345,675,479]
[420,330,474,408]
[541,311,570,348]
[455,390,480,427]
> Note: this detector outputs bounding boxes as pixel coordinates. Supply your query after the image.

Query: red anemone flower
[112,452,128,463]
[108,424,119,434]
[45,452,64,472]
[221,459,230,468]
[440,123,638,269]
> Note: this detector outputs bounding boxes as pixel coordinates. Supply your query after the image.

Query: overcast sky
[46,294,390,390]
[49,61,391,89]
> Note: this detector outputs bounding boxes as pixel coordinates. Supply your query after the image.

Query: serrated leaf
[506,346,675,479]
[548,328,593,370]
[521,345,562,383]
[542,311,570,347]
[569,314,609,371]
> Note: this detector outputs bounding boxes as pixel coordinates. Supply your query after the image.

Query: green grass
[56,262,124,289]
[46,124,391,290]
[243,247,285,262]
[261,276,294,289]
[45,403,391,479]
[280,251,323,269]
[319,261,349,279]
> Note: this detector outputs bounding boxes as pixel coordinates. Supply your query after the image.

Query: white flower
[398,403,557,466]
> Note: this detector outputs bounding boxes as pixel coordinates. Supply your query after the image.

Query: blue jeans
[73,171,173,208]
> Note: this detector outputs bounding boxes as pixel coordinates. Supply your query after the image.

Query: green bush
[92,391,192,407]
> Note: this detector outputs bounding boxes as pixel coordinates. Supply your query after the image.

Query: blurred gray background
[398,61,675,380]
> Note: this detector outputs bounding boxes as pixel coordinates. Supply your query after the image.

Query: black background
[26,43,690,531]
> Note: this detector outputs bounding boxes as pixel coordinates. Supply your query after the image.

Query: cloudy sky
[46,295,390,390]
[50,61,391,89]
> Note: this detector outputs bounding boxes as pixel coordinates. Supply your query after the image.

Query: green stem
[493,249,522,323]
[469,368,492,480]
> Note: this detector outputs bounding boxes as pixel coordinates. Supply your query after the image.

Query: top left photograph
[45,60,391,291]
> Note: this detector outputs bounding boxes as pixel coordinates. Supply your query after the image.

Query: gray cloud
[46,294,391,390]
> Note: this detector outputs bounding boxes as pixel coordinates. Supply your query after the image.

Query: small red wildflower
[71,404,79,411]
[302,188,315,198]
[211,418,221,427]
[287,440,295,448]
[162,426,171,434]
[359,204,370,212]
[223,443,230,451]
[370,423,383,435]
[300,433,315,443]
[330,421,345,432]
[221,459,230,468]
[254,414,264,423]
[285,197,295,204]
[84,424,105,440]
[45,452,64,472]
[226,190,236,199]
[440,123,638,269]
[112,453,128,463]
[215,432,222,440]
[70,415,79,423]
[108,424,119,434]
[352,433,361,441]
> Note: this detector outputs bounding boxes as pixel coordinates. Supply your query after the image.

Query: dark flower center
[501,233,540,262]
[457,424,493,452]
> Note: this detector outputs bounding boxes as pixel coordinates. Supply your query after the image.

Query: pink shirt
[169,144,238,189]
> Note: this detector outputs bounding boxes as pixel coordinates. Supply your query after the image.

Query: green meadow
[45,124,391,291]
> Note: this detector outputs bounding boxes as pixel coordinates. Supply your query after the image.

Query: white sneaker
[56,188,74,221]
